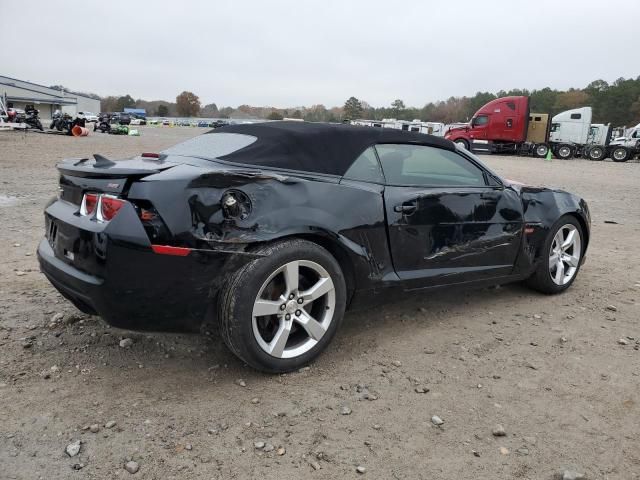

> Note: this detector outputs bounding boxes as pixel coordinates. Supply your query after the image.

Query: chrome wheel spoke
[283,261,299,293]
[299,277,333,304]
[253,299,283,317]
[561,229,575,250]
[268,321,291,357]
[562,253,579,268]
[549,252,559,268]
[554,260,565,284]
[296,311,326,341]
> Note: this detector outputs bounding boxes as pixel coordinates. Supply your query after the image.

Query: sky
[3,0,639,109]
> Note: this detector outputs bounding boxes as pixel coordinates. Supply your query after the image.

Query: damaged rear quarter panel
[128,164,394,291]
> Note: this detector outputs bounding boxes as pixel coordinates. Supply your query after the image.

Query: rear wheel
[454,139,469,150]
[587,145,605,161]
[534,143,549,157]
[526,216,584,294]
[611,146,630,162]
[218,239,346,373]
[555,144,574,160]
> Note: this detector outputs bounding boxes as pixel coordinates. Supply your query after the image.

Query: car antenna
[93,154,116,168]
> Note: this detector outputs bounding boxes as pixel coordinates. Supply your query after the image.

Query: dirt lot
[1,127,639,480]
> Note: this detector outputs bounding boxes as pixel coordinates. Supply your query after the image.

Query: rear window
[162,133,257,159]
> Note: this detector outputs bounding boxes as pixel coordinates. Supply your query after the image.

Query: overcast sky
[3,1,639,108]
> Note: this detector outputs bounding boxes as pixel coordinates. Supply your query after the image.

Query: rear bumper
[38,201,253,332]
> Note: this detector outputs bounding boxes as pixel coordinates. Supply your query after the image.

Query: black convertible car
[38,122,590,372]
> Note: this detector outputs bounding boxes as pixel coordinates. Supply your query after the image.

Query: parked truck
[607,122,640,161]
[444,96,627,161]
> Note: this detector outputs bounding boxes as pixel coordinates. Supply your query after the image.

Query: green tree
[200,103,219,117]
[100,96,119,113]
[116,95,135,112]
[391,99,406,116]
[267,111,284,120]
[343,96,363,121]
[156,105,169,116]
[176,91,201,117]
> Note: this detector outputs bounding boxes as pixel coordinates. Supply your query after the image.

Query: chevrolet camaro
[38,122,590,372]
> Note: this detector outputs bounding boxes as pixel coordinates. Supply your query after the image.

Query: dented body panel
[38,126,590,333]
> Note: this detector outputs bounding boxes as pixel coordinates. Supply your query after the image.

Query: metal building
[0,74,100,120]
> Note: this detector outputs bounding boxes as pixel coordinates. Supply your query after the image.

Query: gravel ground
[0,127,639,480]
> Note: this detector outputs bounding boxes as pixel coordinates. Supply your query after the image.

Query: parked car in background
[38,122,590,372]
[130,117,147,126]
[197,120,210,127]
[117,113,131,125]
[209,120,229,128]
[161,118,170,126]
[79,112,98,122]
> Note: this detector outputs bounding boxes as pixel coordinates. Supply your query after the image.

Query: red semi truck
[444,96,625,160]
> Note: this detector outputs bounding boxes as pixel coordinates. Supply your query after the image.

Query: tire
[525,215,584,294]
[454,139,470,150]
[534,143,549,158]
[218,238,346,373]
[555,144,574,160]
[611,146,630,162]
[587,145,605,161]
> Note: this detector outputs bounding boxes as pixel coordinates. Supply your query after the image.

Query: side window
[376,144,486,187]
[472,115,489,127]
[570,113,581,119]
[342,147,384,183]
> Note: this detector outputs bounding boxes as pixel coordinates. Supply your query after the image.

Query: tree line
[343,77,640,126]
[98,76,640,126]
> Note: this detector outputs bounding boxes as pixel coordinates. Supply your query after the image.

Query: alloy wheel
[252,260,336,359]
[589,146,604,160]
[612,147,627,161]
[558,146,572,159]
[536,144,549,157]
[548,224,581,286]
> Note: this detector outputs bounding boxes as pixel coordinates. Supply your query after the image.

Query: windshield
[162,132,257,159]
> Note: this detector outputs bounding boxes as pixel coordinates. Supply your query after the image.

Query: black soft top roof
[210,121,455,176]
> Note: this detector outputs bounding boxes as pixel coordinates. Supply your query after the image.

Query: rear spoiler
[57,154,173,178]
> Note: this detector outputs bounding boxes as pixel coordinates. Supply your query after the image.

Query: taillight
[80,193,126,222]
[81,193,98,215]
[99,195,125,221]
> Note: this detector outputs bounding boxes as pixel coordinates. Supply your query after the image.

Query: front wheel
[526,216,584,294]
[218,239,346,373]
[611,146,630,162]
[454,139,469,150]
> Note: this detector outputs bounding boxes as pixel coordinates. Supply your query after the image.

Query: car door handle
[394,201,417,215]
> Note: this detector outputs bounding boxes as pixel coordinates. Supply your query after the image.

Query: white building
[0,74,100,120]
